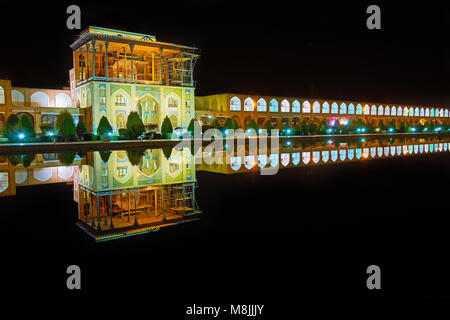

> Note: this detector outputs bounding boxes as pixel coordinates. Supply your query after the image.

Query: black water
[1,151,450,303]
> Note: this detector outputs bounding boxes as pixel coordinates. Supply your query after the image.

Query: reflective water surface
[1,136,449,241]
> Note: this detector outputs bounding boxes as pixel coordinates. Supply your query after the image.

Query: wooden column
[105,42,109,79]
[92,40,96,80]
[130,44,134,82]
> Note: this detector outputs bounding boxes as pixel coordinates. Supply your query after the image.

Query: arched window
[30,91,49,107]
[397,106,403,116]
[425,108,430,117]
[356,104,363,115]
[363,104,370,115]
[371,105,377,115]
[11,90,24,105]
[257,98,267,112]
[230,96,241,111]
[281,99,290,112]
[302,101,311,113]
[269,99,278,112]
[445,109,449,117]
[378,105,384,115]
[430,108,435,117]
[211,99,218,111]
[322,102,330,113]
[0,86,4,104]
[385,106,390,116]
[41,114,57,129]
[348,103,355,114]
[420,108,424,117]
[391,106,397,116]
[115,94,126,106]
[116,112,127,129]
[292,100,300,113]
[414,107,419,117]
[55,93,71,108]
[244,97,255,111]
[440,108,444,117]
[340,103,347,114]
[168,96,178,108]
[331,102,338,114]
[409,108,414,117]
[313,101,320,113]
[404,106,410,116]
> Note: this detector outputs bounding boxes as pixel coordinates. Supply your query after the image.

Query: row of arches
[10,90,72,108]
[228,96,449,118]
[223,142,450,171]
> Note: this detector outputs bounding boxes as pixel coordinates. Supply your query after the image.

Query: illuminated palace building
[0,26,449,134]
[195,94,450,130]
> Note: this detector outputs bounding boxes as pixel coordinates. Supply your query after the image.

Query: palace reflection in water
[0,136,449,241]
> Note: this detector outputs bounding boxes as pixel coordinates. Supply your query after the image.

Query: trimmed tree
[57,152,76,165]
[126,111,145,139]
[60,116,77,141]
[56,111,74,132]
[97,116,113,137]
[18,115,36,140]
[76,118,88,139]
[211,118,220,128]
[2,114,20,141]
[246,119,259,132]
[188,118,201,136]
[318,120,328,134]
[127,149,144,166]
[161,116,173,138]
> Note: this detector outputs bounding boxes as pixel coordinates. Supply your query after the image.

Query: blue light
[411,127,416,132]
[47,131,54,137]
[327,128,332,133]
[389,128,394,132]
[287,129,291,134]
[356,128,361,133]
[361,128,366,133]
[286,141,292,146]
[327,140,333,144]
[361,138,365,142]
[108,132,112,136]
[18,133,25,140]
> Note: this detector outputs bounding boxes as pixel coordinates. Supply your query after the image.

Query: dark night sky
[1,1,450,105]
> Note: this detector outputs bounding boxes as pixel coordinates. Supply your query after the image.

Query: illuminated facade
[0,153,82,197]
[195,94,450,129]
[75,148,200,241]
[197,137,450,174]
[70,26,200,133]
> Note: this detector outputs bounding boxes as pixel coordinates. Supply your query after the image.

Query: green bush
[76,119,88,139]
[211,118,220,128]
[18,114,36,140]
[56,111,74,132]
[245,119,259,132]
[126,112,145,139]
[161,116,173,138]
[187,118,201,136]
[2,114,20,142]
[58,152,76,165]
[263,120,274,134]
[118,128,128,136]
[99,151,111,163]
[97,116,113,138]
[60,116,77,141]
[126,149,144,166]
